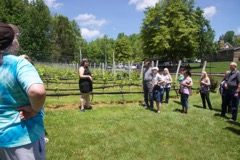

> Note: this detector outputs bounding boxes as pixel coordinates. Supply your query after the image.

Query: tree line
[1,0,239,64]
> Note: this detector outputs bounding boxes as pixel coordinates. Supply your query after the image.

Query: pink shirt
[180,76,192,95]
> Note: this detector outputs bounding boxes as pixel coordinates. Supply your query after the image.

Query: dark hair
[144,59,151,64]
[0,23,15,50]
[185,70,191,77]
[80,58,88,67]
[180,68,185,71]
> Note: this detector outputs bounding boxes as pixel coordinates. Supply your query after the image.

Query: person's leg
[205,92,212,109]
[147,82,153,109]
[156,101,160,113]
[221,95,224,112]
[159,88,164,105]
[180,93,184,112]
[85,93,91,108]
[200,93,206,108]
[183,94,189,113]
[221,93,231,116]
[156,88,161,113]
[228,99,233,113]
[160,91,164,103]
[165,88,170,103]
[143,82,149,108]
[80,93,87,111]
[231,93,239,121]
[0,137,46,160]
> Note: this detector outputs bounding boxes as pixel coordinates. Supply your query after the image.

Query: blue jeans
[164,88,170,103]
[181,93,189,109]
[153,86,164,102]
[143,81,153,108]
[221,89,239,120]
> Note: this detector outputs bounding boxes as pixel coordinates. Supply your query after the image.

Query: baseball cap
[0,22,15,50]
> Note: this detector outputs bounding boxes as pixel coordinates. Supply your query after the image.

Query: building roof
[220,46,240,52]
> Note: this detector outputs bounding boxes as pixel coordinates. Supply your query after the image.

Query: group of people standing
[143,59,240,121]
[142,59,173,113]
[219,62,240,121]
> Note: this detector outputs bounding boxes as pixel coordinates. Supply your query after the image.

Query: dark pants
[164,88,170,103]
[200,91,212,109]
[181,93,189,109]
[221,89,239,121]
[143,81,153,109]
[221,95,232,113]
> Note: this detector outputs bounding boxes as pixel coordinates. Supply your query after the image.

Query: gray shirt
[226,70,240,88]
[143,67,153,82]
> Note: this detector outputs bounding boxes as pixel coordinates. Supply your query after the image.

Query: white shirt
[152,73,164,88]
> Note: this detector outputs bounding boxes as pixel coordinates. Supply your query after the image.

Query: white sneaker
[44,137,49,143]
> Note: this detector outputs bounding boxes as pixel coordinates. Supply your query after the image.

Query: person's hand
[234,92,239,98]
[15,105,39,120]
[89,75,92,81]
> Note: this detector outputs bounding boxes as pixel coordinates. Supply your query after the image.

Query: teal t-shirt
[178,75,184,83]
[0,54,44,148]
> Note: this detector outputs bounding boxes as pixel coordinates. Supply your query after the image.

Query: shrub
[209,76,218,92]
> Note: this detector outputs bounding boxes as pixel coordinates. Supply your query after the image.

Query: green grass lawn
[189,61,240,73]
[44,92,240,160]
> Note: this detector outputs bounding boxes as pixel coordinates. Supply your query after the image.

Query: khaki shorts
[0,136,46,160]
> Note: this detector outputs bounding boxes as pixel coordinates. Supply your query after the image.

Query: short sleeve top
[0,54,44,148]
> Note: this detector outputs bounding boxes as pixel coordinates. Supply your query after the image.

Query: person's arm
[200,78,210,86]
[182,77,193,87]
[28,84,46,112]
[234,72,240,97]
[79,67,92,81]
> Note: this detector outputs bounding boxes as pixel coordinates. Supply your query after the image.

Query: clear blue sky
[44,0,240,41]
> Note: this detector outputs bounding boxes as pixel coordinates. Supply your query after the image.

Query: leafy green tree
[0,0,28,24]
[0,0,51,61]
[128,34,144,62]
[19,0,52,61]
[233,35,240,46]
[87,38,105,64]
[71,20,83,63]
[105,37,115,66]
[115,37,133,63]
[117,32,126,39]
[50,15,80,63]
[195,7,215,62]
[222,31,235,45]
[141,0,199,61]
[87,36,115,65]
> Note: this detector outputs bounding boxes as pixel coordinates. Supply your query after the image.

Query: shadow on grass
[193,105,204,109]
[174,108,183,113]
[193,104,221,112]
[213,113,230,120]
[225,127,240,135]
[173,100,181,105]
[146,108,158,113]
[211,108,221,112]
[227,120,240,127]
